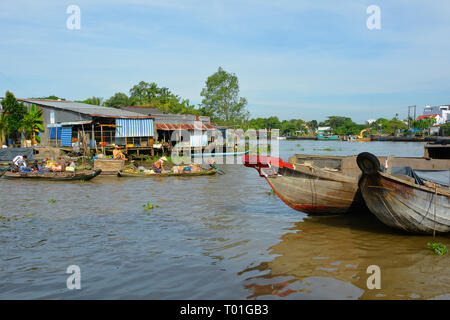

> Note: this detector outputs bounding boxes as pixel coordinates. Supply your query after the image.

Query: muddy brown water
[0,141,448,299]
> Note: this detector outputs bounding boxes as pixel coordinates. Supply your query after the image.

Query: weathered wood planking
[250,154,450,215]
[359,171,450,234]
[94,159,125,175]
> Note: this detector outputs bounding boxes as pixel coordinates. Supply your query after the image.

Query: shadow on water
[239,211,450,300]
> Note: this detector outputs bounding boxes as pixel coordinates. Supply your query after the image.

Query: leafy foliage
[78,96,103,106]
[143,201,159,211]
[1,91,27,140]
[427,242,448,256]
[0,111,8,146]
[200,67,249,125]
[104,92,134,108]
[441,122,450,135]
[21,104,44,145]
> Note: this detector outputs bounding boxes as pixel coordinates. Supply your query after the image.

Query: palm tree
[21,104,44,145]
[0,111,8,146]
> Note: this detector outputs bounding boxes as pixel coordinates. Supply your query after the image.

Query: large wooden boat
[2,169,102,181]
[357,152,450,234]
[117,169,217,178]
[243,154,449,215]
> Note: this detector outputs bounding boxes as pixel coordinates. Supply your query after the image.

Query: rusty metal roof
[155,123,216,131]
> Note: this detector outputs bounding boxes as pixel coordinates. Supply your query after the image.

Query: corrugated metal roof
[19,99,153,119]
[155,123,216,131]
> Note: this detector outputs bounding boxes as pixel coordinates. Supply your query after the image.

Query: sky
[1,0,450,123]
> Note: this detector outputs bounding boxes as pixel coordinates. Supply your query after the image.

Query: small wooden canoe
[117,169,217,177]
[357,152,450,234]
[2,169,102,181]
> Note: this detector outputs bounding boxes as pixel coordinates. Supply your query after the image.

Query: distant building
[317,126,332,133]
[422,105,449,124]
[18,99,155,148]
[119,106,217,147]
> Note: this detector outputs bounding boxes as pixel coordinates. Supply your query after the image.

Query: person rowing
[208,159,225,174]
[153,156,167,173]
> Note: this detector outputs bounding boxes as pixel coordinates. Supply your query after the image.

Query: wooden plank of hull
[267,166,362,215]
[359,172,450,233]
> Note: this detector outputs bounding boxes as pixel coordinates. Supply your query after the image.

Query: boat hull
[359,172,450,234]
[244,154,450,216]
[117,169,217,177]
[2,169,102,181]
[266,166,362,215]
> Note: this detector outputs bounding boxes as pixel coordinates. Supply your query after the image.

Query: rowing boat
[117,169,217,177]
[2,169,102,181]
[357,152,450,234]
[243,154,449,215]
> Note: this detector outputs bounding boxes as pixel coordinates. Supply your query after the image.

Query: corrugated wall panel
[115,119,154,138]
[60,126,72,146]
[190,133,207,147]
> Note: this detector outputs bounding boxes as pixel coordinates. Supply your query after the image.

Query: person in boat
[29,160,41,173]
[113,145,127,160]
[153,156,167,173]
[208,159,225,174]
[66,159,76,171]
[12,155,27,168]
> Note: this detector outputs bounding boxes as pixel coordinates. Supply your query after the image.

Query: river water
[0,140,449,299]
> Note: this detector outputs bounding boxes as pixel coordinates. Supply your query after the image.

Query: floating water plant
[48,197,56,203]
[314,148,336,151]
[427,242,448,256]
[267,189,276,196]
[143,202,159,211]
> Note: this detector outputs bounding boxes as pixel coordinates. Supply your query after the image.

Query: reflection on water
[0,140,449,299]
[240,213,450,300]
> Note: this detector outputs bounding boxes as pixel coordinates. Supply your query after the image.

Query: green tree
[104,92,135,108]
[0,111,8,146]
[78,96,103,106]
[20,104,44,145]
[307,120,318,130]
[200,67,249,125]
[441,122,450,136]
[2,91,27,141]
[128,81,198,115]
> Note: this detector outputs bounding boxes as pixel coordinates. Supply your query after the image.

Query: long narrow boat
[357,152,450,234]
[2,169,102,181]
[117,169,217,177]
[243,154,449,215]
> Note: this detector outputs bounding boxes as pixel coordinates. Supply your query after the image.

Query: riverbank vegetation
[0,91,44,146]
[2,66,447,138]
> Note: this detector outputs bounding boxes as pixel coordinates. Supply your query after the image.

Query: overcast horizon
[1,1,450,123]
